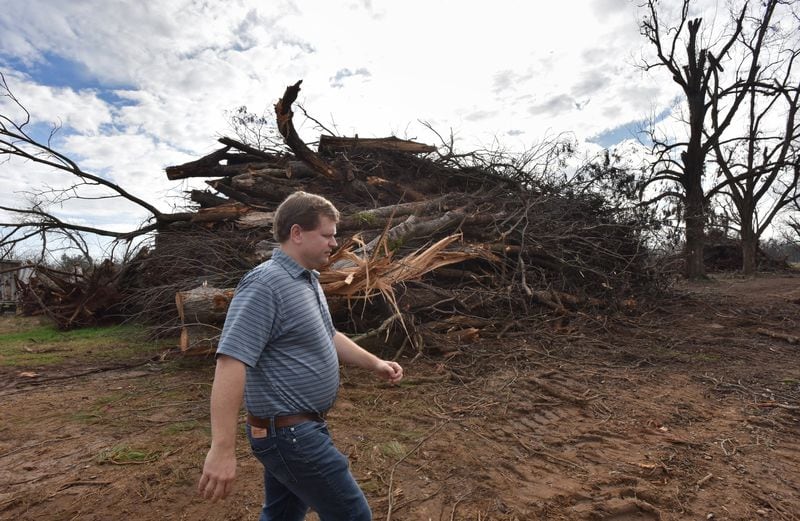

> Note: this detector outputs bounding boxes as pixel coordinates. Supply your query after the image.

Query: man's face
[296,216,338,269]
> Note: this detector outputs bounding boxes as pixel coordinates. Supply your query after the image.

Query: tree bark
[190,203,250,223]
[318,135,436,156]
[285,160,318,179]
[275,80,342,180]
[190,190,228,208]
[684,175,706,279]
[682,40,708,281]
[740,216,757,275]
[206,179,269,207]
[217,136,282,162]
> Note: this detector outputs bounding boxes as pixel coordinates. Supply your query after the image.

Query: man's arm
[197,354,246,501]
[333,331,403,384]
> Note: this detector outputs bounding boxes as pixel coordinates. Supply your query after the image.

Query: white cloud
[0,73,112,134]
[3,0,795,257]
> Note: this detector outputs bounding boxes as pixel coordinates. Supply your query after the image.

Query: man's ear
[289,224,304,243]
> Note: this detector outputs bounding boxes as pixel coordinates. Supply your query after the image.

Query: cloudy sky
[1,0,722,256]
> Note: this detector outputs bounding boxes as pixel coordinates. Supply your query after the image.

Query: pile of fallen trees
[154,80,663,355]
[8,80,664,347]
[15,261,126,329]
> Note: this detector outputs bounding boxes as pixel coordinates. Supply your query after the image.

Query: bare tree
[640,0,780,278]
[789,198,800,241]
[0,72,193,258]
[709,35,800,273]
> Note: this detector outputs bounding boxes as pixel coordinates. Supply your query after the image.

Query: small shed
[1,260,22,312]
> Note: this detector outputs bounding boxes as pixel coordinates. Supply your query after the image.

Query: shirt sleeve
[215,274,279,367]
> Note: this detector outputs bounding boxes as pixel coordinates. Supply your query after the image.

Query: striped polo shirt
[215,248,339,417]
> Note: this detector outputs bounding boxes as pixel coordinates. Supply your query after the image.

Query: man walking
[198,191,403,520]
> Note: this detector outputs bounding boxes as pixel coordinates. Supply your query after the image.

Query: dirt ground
[1,273,798,520]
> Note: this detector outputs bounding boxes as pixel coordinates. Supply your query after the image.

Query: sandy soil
[1,273,798,520]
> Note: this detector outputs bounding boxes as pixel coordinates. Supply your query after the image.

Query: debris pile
[7,81,665,346]
[16,261,125,329]
[158,81,661,354]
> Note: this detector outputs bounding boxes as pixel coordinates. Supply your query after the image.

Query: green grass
[378,440,407,459]
[96,445,163,464]
[687,352,720,362]
[70,410,105,425]
[163,420,202,435]
[0,317,171,367]
[67,391,129,424]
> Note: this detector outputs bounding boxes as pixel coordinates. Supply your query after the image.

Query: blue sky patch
[589,104,674,148]
[95,90,138,108]
[3,51,110,90]
[2,51,137,109]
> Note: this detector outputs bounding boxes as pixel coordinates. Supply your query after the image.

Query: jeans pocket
[288,420,327,442]
[247,425,277,457]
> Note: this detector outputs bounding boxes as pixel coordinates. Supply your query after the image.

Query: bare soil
[1,274,799,520]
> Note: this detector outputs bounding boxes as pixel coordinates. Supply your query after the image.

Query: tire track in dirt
[500,370,668,520]
[404,364,674,520]
[407,343,793,520]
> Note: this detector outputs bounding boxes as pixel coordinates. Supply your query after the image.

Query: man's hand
[333,332,404,384]
[197,445,237,501]
[374,359,403,384]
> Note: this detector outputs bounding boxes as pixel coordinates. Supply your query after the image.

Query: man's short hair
[273,191,340,243]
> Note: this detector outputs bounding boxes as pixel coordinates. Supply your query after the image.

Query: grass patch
[68,392,129,425]
[97,445,162,465]
[392,428,427,441]
[378,440,407,459]
[70,410,105,425]
[163,420,202,435]
[357,477,383,494]
[0,318,172,368]
[688,352,720,362]
[94,391,129,406]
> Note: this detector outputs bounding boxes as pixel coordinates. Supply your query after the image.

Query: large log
[176,286,234,325]
[318,135,436,156]
[175,286,234,353]
[206,179,270,207]
[166,145,284,180]
[360,208,468,256]
[190,190,228,208]
[166,146,231,180]
[218,136,282,162]
[285,160,317,179]
[170,161,278,180]
[166,137,284,180]
[190,203,250,223]
[230,172,301,200]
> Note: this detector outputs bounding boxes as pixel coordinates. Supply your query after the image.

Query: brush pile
[159,80,661,355]
[15,261,126,329]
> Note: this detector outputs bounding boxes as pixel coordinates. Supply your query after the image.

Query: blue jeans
[246,421,372,521]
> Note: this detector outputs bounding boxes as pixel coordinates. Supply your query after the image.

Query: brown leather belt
[247,412,323,429]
